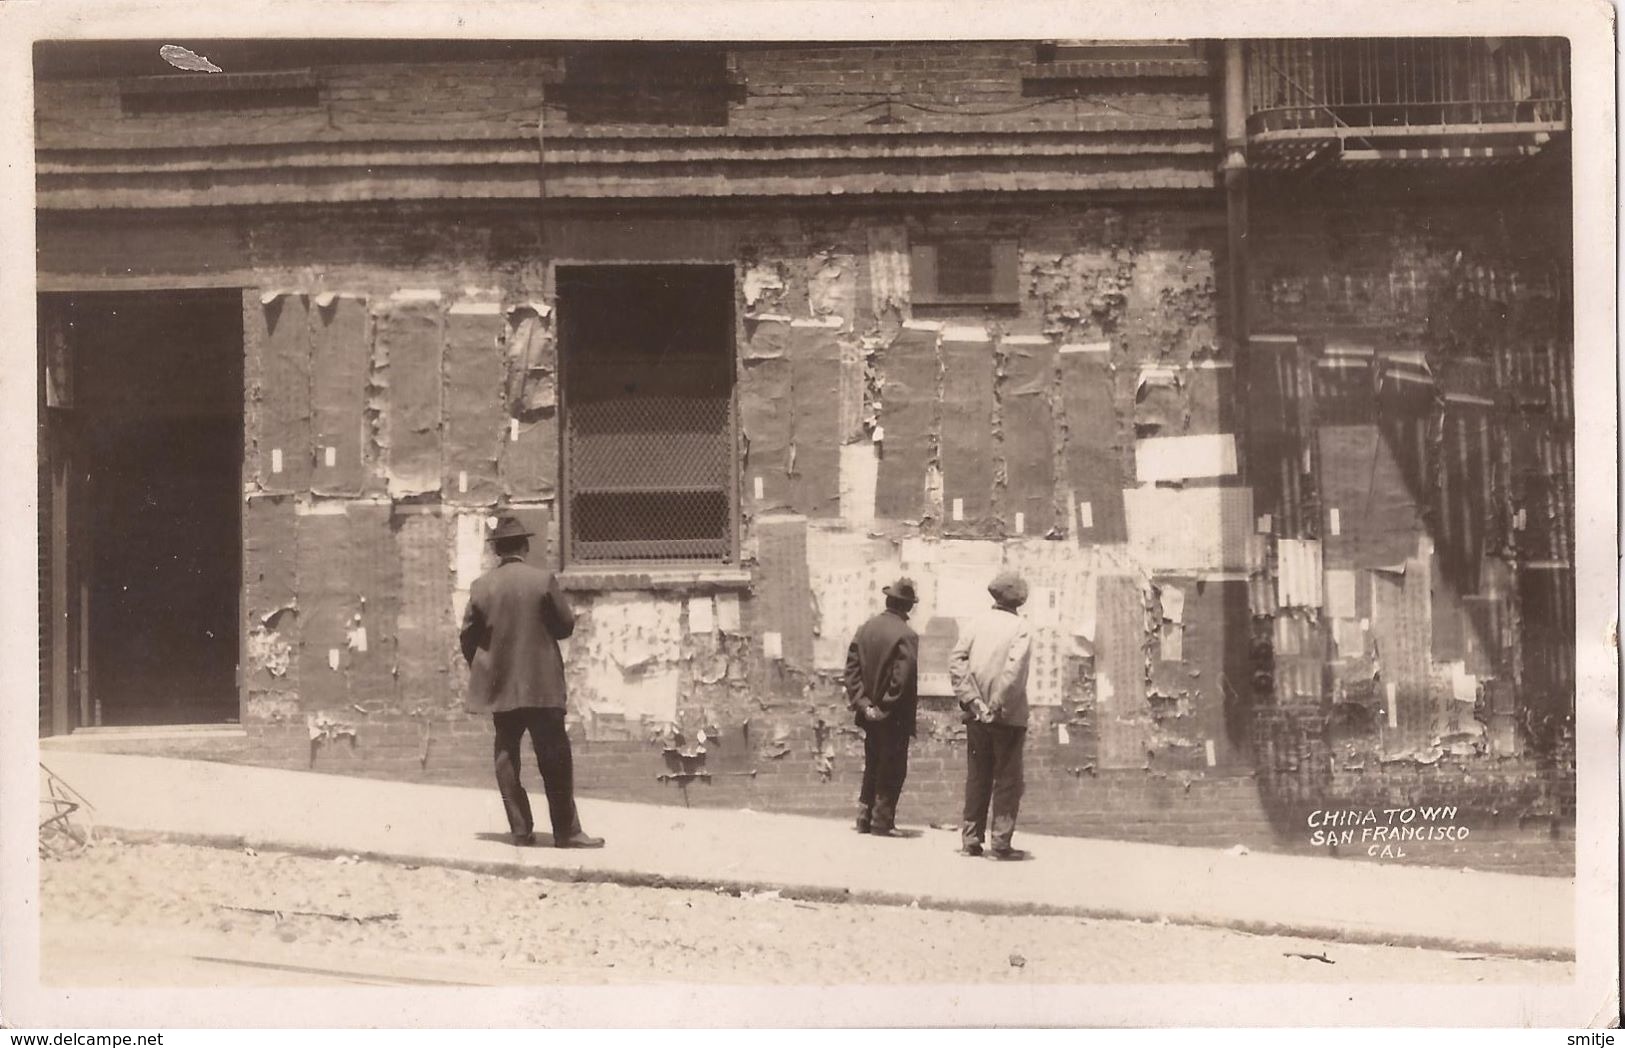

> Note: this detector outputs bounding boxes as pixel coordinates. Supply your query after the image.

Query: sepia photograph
[1,0,1616,1032]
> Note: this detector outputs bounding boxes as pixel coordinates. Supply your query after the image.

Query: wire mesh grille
[564,357,734,563]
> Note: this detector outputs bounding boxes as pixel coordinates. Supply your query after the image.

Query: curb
[101,827,1576,965]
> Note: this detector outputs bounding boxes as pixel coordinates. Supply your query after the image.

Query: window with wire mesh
[558,266,737,565]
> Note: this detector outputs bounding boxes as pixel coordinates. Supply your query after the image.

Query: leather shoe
[556,832,605,849]
[854,821,871,834]
[989,847,1028,861]
[960,843,983,857]
[512,832,537,847]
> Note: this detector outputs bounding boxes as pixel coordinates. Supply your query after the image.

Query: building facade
[36,38,1575,872]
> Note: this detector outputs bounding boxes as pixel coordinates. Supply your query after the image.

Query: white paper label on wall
[687,596,715,635]
[271,448,283,474]
[715,593,742,633]
[1257,514,1273,534]
[349,627,368,653]
[1204,739,1217,767]
[1329,508,1342,536]
[510,419,520,442]
[1135,434,1238,482]
[458,471,469,493]
[323,446,336,468]
[1014,511,1025,535]
[1385,682,1398,728]
[328,648,341,671]
[951,498,964,521]
[753,476,765,500]
[1057,724,1070,746]
[1078,502,1094,529]
[762,631,783,660]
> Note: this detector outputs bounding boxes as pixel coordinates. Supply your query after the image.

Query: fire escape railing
[1245,38,1568,141]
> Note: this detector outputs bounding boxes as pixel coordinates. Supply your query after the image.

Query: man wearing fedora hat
[460,514,604,849]
[949,569,1033,860]
[843,577,921,836]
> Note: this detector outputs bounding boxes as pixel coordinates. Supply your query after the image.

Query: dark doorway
[40,290,243,728]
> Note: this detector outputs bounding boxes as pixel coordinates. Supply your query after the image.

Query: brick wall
[36,41,1218,208]
[36,176,1576,877]
[1241,168,1576,852]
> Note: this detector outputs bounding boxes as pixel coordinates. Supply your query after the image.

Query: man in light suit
[460,515,604,849]
[949,570,1032,860]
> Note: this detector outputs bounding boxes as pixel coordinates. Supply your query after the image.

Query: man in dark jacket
[843,577,920,836]
[460,515,603,849]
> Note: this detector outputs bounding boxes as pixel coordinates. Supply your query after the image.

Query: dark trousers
[857,723,911,831]
[493,707,580,843]
[962,722,1026,850]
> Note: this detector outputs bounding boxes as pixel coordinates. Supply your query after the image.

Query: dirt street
[40,839,1570,987]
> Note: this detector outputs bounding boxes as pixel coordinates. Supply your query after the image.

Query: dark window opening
[558,265,737,565]
[38,290,244,729]
[911,239,1021,307]
[556,45,741,127]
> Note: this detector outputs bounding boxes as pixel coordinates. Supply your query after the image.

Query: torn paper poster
[789,319,844,517]
[443,305,506,503]
[602,596,682,664]
[742,264,786,309]
[874,323,937,520]
[1158,583,1186,624]
[1276,539,1324,609]
[1001,538,1088,633]
[1135,433,1238,483]
[940,327,995,533]
[1134,366,1182,433]
[715,593,742,634]
[838,441,879,525]
[1124,486,1253,572]
[310,294,368,496]
[807,528,892,670]
[451,512,489,622]
[253,293,312,493]
[1325,568,1358,620]
[931,540,1005,615]
[1027,626,1064,707]
[866,225,911,315]
[687,596,716,636]
[376,298,445,497]
[754,516,815,669]
[1448,661,1481,703]
[808,254,856,325]
[1001,335,1057,535]
[503,305,556,415]
[587,662,680,725]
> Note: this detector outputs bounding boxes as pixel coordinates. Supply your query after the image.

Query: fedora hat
[882,577,919,605]
[487,515,534,543]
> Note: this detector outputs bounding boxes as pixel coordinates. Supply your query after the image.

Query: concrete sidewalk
[37,749,1573,961]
